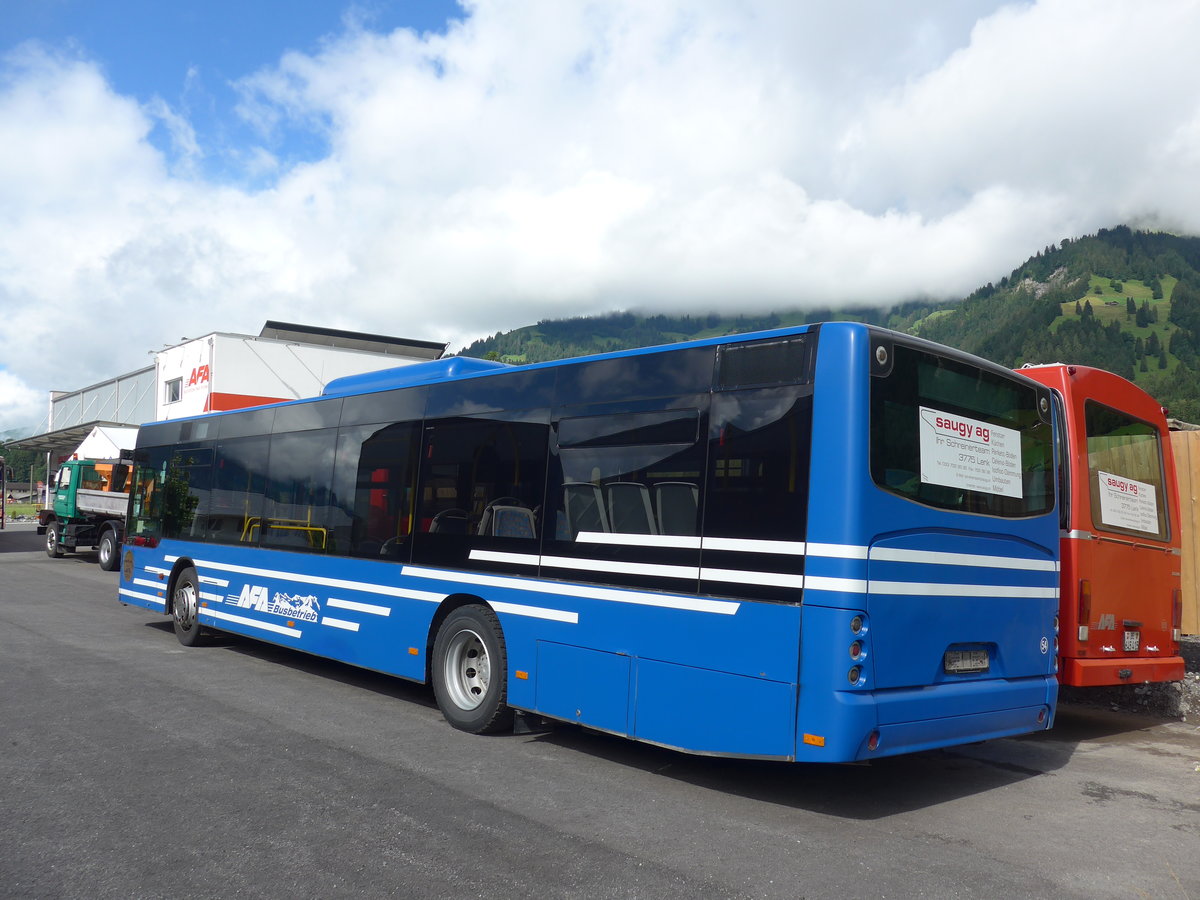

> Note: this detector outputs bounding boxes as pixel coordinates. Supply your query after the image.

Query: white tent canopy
[72,426,139,461]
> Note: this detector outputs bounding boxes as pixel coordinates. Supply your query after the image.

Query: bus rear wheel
[432,605,514,734]
[171,567,206,647]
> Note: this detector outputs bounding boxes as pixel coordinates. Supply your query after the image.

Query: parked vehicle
[39,457,131,571]
[1019,364,1185,685]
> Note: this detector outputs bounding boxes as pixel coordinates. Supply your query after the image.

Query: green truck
[38,457,131,571]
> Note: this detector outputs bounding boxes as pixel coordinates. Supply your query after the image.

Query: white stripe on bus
[119,588,165,609]
[495,537,1050,573]
[320,617,361,632]
[868,581,1059,599]
[132,577,163,590]
[867,546,1057,572]
[403,564,739,615]
[203,607,303,638]
[698,567,805,589]
[326,597,391,616]
[491,601,579,623]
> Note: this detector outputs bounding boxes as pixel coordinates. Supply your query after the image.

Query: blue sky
[2,0,463,179]
[3,0,1200,433]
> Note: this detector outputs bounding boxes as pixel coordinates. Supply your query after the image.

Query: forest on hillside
[459,227,1200,421]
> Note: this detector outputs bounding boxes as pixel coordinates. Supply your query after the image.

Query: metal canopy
[3,420,130,455]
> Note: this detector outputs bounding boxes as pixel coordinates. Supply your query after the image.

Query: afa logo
[187,365,211,387]
[229,584,320,623]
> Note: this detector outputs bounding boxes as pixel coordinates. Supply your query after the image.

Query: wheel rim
[99,537,112,565]
[46,529,55,552]
[174,579,198,631]
[442,628,491,711]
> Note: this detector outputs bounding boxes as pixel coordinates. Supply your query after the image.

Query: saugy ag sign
[919,407,1022,498]
[1097,470,1159,534]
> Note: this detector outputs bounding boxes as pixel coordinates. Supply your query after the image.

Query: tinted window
[871,343,1055,517]
[127,444,212,541]
[705,390,811,541]
[261,429,338,553]
[218,408,276,440]
[329,422,422,559]
[273,399,343,433]
[413,412,550,568]
[555,347,715,404]
[209,437,270,544]
[717,335,812,390]
[553,408,705,540]
[427,368,556,418]
[128,447,167,540]
[340,386,427,428]
[558,409,698,448]
[1084,400,1168,540]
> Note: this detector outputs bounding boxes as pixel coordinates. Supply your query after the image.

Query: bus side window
[706,389,812,542]
[261,429,338,554]
[328,422,421,559]
[552,407,705,541]
[211,437,269,545]
[412,413,550,568]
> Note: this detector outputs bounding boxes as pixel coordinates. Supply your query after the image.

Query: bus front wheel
[171,567,206,647]
[432,605,514,734]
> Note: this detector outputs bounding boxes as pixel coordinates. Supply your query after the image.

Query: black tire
[431,605,514,734]
[45,522,63,558]
[97,529,119,571]
[171,566,206,647]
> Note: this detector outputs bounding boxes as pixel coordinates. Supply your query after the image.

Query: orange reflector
[200,602,208,608]
[286,621,295,628]
[408,647,419,656]
[803,733,825,747]
[516,670,529,680]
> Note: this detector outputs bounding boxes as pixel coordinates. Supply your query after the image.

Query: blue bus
[118,322,1060,762]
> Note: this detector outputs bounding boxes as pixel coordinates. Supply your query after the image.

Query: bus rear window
[871,343,1054,517]
[1084,400,1168,540]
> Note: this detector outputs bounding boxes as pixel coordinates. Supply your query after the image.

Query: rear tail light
[131,535,159,548]
[1077,579,1092,642]
[867,731,880,752]
[1172,588,1183,643]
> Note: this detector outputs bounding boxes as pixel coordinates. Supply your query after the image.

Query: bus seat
[489,506,536,539]
[564,483,609,537]
[605,482,657,535]
[429,508,469,535]
[654,482,699,536]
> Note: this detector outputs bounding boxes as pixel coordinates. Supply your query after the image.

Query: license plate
[1123,630,1140,652]
[944,649,989,674]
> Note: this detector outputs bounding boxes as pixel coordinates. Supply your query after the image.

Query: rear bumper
[872,702,1054,760]
[1060,656,1185,686]
[794,676,1057,762]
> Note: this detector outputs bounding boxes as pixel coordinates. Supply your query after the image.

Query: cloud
[2,0,1200,433]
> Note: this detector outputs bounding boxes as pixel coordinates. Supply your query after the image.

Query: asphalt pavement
[2,522,1198,899]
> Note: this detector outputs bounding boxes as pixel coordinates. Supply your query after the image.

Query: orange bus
[1020,364,1185,686]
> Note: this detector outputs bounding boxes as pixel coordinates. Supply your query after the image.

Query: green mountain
[458,226,1200,420]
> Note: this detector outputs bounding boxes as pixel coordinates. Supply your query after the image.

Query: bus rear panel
[1020,364,1185,687]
